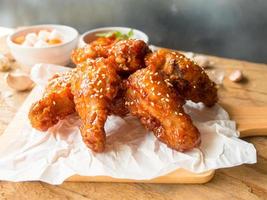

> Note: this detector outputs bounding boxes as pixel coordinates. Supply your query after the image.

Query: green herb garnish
[95,29,134,40]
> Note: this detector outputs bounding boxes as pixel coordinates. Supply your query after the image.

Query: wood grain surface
[0,36,267,199]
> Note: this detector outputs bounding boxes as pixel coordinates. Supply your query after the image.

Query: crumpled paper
[0,64,256,184]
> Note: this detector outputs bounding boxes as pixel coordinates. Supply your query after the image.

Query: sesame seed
[97,80,102,86]
[179,113,183,116]
[166,82,173,87]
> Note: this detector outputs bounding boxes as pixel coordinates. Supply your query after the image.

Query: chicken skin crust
[28,70,76,131]
[71,58,120,152]
[125,68,201,152]
[145,49,218,107]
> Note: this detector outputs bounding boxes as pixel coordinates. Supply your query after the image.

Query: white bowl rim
[80,26,149,44]
[7,24,79,50]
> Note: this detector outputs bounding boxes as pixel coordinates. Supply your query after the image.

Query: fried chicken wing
[72,38,150,74]
[105,39,151,116]
[145,49,218,106]
[108,39,151,74]
[28,70,76,131]
[71,35,118,64]
[125,68,200,151]
[71,58,120,152]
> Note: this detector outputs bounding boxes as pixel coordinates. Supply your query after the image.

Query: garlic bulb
[5,71,34,91]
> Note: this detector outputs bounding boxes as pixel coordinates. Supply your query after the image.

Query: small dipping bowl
[7,24,79,72]
[79,27,149,47]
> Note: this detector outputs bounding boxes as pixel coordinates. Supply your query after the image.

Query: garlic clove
[0,53,12,72]
[5,72,34,91]
[229,70,243,82]
[207,69,225,85]
[183,52,195,59]
[38,30,50,41]
[193,55,210,68]
[48,29,62,41]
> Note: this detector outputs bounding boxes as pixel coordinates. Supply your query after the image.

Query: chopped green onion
[95,29,134,40]
[127,29,134,38]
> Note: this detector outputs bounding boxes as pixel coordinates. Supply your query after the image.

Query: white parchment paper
[0,64,256,184]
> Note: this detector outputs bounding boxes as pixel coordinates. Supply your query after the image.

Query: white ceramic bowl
[79,27,149,47]
[7,24,79,72]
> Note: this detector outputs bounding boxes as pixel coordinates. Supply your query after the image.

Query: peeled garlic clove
[34,39,49,47]
[193,55,210,68]
[229,70,243,82]
[25,32,38,45]
[207,69,225,85]
[0,53,12,72]
[5,72,34,91]
[48,29,62,41]
[183,52,195,59]
[38,30,50,41]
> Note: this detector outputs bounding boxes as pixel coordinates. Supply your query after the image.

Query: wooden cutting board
[3,86,267,184]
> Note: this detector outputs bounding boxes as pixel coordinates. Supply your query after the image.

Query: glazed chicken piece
[71,34,118,64]
[145,49,218,107]
[108,39,151,74]
[71,58,120,152]
[28,70,76,131]
[72,39,150,73]
[105,39,151,116]
[125,68,200,151]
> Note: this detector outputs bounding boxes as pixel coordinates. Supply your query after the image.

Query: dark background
[1,0,266,63]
